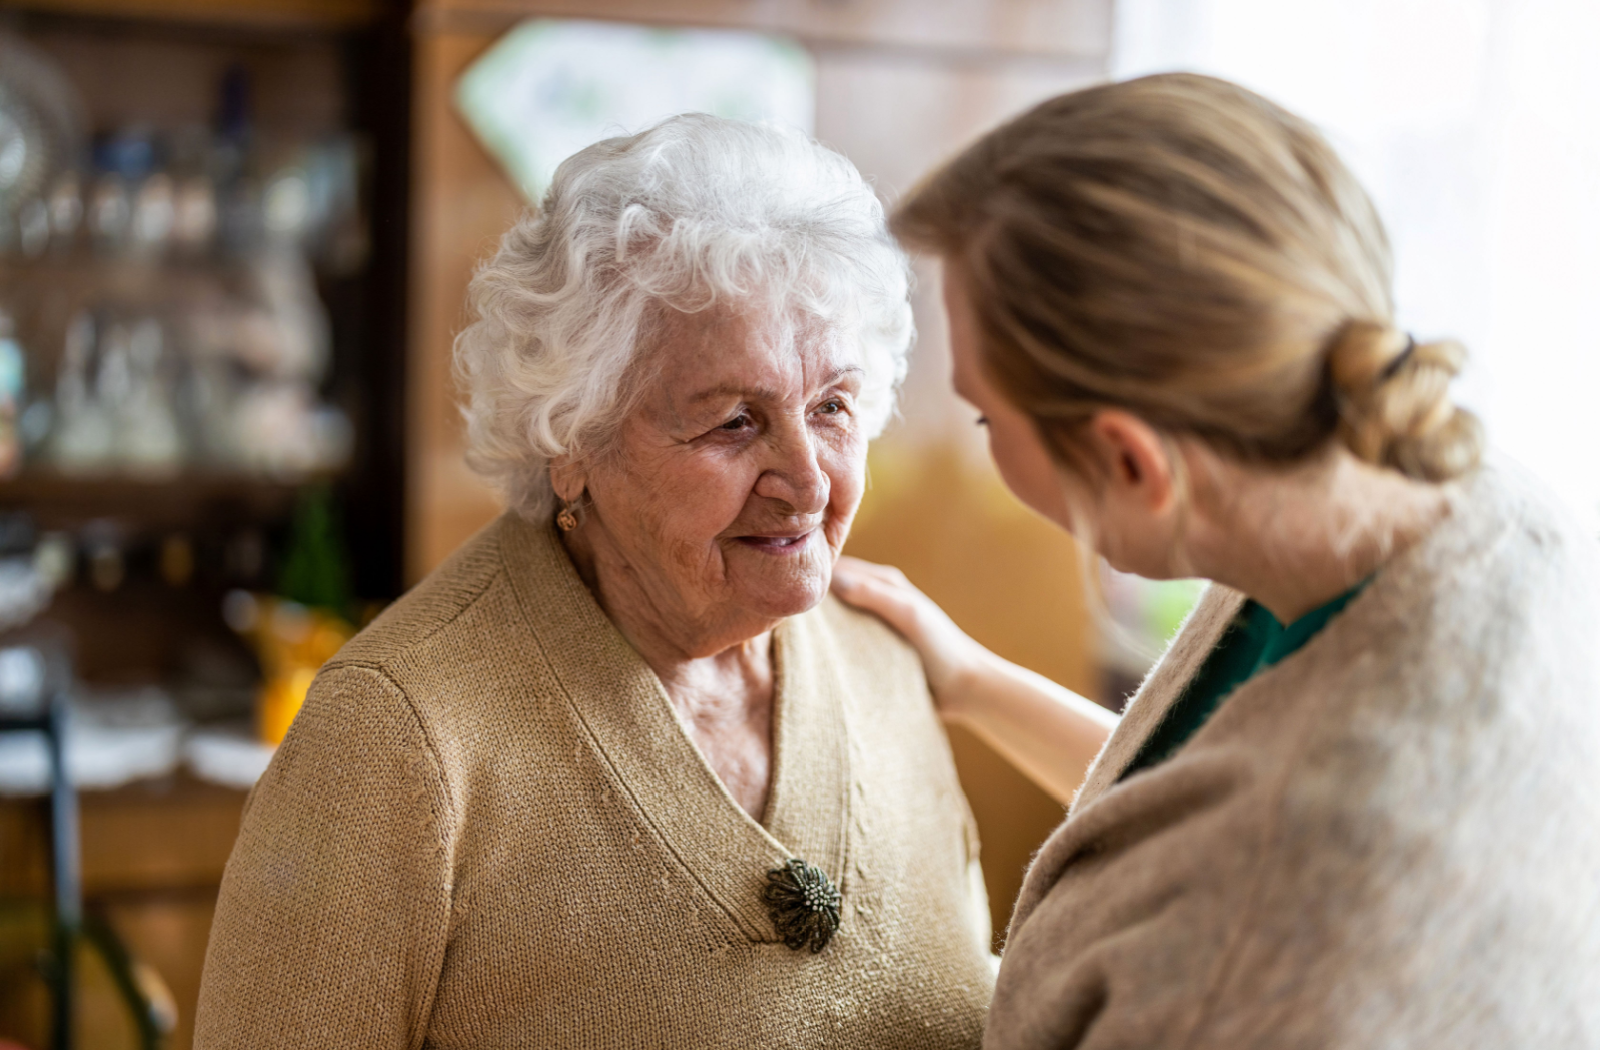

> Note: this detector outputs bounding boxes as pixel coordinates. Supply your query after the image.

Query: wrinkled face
[581,305,868,649]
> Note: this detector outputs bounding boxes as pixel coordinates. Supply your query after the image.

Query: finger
[835,555,895,581]
[831,566,890,603]
[834,574,922,629]
[836,556,914,589]
[830,567,862,596]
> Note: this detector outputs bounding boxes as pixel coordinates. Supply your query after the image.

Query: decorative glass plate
[456,18,814,203]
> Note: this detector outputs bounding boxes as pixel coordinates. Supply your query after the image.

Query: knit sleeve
[986,749,1273,1050]
[194,664,455,1050]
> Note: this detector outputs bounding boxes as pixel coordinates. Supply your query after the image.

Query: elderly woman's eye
[817,399,844,415]
[720,414,751,431]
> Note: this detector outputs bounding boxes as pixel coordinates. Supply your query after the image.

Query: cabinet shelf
[0,471,307,529]
[5,0,382,31]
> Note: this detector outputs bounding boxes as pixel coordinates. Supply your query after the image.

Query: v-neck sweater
[1121,585,1364,779]
[196,514,995,1049]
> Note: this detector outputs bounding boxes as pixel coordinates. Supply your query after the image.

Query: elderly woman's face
[576,306,868,648]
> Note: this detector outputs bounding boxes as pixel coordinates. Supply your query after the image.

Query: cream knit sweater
[195,514,994,1049]
[987,462,1600,1049]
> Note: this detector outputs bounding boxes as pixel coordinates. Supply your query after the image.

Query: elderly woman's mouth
[735,531,816,554]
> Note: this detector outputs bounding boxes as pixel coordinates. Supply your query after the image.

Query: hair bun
[1326,320,1482,482]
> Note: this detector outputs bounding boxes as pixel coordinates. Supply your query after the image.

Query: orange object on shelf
[256,664,320,747]
[225,592,353,746]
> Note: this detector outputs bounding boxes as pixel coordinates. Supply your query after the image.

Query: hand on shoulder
[831,555,1116,805]
[830,555,984,714]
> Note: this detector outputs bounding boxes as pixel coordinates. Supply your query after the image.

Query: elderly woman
[836,74,1600,1047]
[194,116,995,1048]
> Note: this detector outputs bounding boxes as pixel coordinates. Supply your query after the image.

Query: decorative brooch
[763,857,841,953]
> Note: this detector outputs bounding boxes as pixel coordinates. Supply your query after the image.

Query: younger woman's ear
[548,457,587,503]
[1085,409,1176,515]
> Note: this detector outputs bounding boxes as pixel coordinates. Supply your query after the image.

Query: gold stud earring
[556,498,580,532]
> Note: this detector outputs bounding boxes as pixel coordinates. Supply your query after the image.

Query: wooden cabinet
[0,2,408,1046]
[3,0,380,29]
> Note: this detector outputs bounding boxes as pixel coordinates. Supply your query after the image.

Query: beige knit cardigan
[987,462,1600,1049]
[195,514,995,1049]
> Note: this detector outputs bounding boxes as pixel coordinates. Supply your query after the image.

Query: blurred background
[0,0,1593,1046]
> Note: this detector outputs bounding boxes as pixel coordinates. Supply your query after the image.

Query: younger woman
[836,73,1600,1048]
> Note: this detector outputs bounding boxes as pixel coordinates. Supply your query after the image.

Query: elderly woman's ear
[549,458,587,506]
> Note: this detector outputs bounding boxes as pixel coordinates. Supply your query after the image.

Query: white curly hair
[454,113,915,522]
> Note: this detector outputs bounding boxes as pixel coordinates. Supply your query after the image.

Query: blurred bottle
[168,127,218,258]
[51,311,114,473]
[214,65,262,256]
[87,171,130,250]
[228,484,356,743]
[82,518,126,593]
[171,174,217,255]
[46,170,82,252]
[119,316,184,475]
[15,197,48,258]
[0,309,25,478]
[176,310,239,468]
[277,483,352,614]
[130,172,175,255]
[89,130,158,254]
[159,532,194,587]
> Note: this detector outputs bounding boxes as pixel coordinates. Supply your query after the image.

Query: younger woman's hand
[829,556,982,710]
[832,555,1117,805]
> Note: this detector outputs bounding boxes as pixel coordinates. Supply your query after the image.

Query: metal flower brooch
[763,857,841,953]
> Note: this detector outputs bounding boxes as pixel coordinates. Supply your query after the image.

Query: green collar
[1119,579,1368,780]
[1255,581,1368,673]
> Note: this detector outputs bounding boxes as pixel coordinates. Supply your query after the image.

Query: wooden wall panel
[810,46,1103,444]
[406,29,521,579]
[414,0,1110,60]
[814,48,1104,199]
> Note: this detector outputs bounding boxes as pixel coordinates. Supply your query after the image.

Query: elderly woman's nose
[754,429,831,514]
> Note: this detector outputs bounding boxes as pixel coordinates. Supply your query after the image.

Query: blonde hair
[893,73,1481,485]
